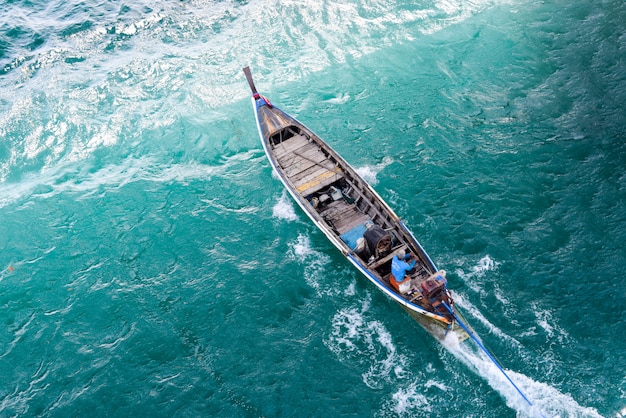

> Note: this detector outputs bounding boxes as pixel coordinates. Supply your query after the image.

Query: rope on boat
[442,302,546,418]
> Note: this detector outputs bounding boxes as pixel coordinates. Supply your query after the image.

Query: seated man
[390,249,416,293]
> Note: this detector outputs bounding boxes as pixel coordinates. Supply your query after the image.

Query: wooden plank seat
[368,244,408,269]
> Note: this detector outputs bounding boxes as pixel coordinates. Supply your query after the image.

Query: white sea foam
[0,150,263,208]
[361,320,406,389]
[453,291,521,348]
[291,234,314,261]
[530,302,570,344]
[326,302,368,354]
[272,191,298,221]
[344,281,357,297]
[0,0,501,198]
[455,254,500,293]
[324,93,351,105]
[389,382,432,415]
[4,0,497,107]
[460,254,500,279]
[355,156,393,185]
[288,234,332,295]
[325,295,409,390]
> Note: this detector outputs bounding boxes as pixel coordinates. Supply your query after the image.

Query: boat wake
[318,253,604,417]
[444,256,603,418]
[441,333,603,418]
[325,294,411,391]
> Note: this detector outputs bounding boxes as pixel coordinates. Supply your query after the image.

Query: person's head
[397,249,406,259]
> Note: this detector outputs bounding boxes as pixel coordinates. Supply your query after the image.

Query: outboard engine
[421,279,446,302]
[421,271,454,320]
[421,271,448,301]
[363,225,392,259]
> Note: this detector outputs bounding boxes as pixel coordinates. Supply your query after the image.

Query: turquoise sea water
[1,0,625,416]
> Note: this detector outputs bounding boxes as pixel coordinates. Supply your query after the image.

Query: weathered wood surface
[320,199,370,235]
[276,134,343,196]
[274,134,310,159]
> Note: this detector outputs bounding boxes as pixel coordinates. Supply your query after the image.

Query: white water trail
[441,312,603,418]
[447,256,603,417]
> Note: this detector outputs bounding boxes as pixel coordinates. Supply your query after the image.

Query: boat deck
[274,134,344,196]
[269,128,448,314]
[319,199,370,235]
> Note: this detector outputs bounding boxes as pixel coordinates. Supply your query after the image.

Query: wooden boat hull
[244,67,469,342]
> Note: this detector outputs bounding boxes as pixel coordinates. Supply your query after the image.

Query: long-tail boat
[243,66,468,341]
[242,67,551,415]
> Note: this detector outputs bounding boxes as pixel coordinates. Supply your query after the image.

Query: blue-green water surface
[1,0,625,416]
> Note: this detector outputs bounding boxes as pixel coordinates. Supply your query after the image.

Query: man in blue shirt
[391,249,416,293]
